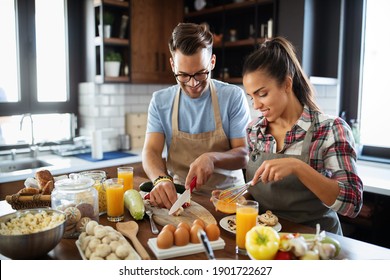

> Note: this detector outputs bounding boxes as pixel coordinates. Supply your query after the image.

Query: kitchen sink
[0,158,52,173]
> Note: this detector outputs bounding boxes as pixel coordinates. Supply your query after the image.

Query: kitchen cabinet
[130,0,183,84]
[89,0,182,84]
[183,0,276,84]
[94,0,131,83]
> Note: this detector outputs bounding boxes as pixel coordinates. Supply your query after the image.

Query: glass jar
[79,170,107,215]
[52,173,99,238]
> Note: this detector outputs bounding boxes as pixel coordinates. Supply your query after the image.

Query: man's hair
[168,22,213,57]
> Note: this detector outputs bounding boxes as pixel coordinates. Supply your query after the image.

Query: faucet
[20,113,37,158]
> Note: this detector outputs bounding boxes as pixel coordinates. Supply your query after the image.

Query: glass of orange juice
[105,178,124,222]
[117,166,133,192]
[235,200,259,255]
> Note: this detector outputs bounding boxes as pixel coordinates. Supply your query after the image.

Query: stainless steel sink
[0,158,52,173]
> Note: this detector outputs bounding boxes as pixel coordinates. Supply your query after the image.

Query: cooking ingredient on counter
[190,224,203,243]
[52,174,99,238]
[210,189,246,214]
[278,225,341,260]
[0,208,67,259]
[79,170,107,214]
[174,227,190,246]
[77,220,140,260]
[205,224,220,241]
[0,209,65,235]
[124,189,145,220]
[157,229,174,249]
[259,210,279,226]
[245,225,281,260]
[157,219,221,249]
[162,224,177,233]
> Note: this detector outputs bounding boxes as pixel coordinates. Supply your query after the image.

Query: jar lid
[79,170,106,181]
[54,173,95,190]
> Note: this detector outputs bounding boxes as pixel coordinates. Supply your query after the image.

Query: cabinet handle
[161,53,166,72]
[155,52,159,71]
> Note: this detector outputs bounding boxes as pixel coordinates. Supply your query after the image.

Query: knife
[168,176,197,215]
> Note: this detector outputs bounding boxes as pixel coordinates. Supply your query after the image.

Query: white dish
[75,240,141,260]
[147,237,225,260]
[219,215,282,234]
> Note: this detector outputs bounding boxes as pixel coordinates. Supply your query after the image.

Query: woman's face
[243,70,289,122]
[170,49,215,99]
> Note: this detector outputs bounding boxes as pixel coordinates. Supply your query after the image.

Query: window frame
[0,0,79,117]
[339,0,390,163]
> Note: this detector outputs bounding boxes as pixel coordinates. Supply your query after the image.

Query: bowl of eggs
[0,208,66,259]
[210,190,246,214]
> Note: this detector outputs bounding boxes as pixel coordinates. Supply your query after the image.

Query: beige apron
[166,81,245,193]
[246,121,342,234]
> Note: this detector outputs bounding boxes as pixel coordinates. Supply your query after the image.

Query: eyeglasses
[174,71,210,83]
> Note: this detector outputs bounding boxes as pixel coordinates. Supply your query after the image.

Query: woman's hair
[168,22,213,57]
[242,37,320,112]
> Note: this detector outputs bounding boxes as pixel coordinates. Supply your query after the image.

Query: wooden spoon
[116,221,151,260]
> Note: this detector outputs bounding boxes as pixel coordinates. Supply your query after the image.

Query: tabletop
[1,175,390,260]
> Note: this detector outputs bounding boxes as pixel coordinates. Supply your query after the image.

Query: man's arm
[142,132,177,209]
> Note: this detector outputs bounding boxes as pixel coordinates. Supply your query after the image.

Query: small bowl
[210,189,246,214]
[0,208,66,259]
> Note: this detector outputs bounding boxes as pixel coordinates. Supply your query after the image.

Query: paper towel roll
[92,130,103,160]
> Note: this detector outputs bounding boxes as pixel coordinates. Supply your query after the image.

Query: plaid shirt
[246,106,363,218]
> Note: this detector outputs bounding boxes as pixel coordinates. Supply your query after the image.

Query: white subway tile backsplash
[110,95,126,105]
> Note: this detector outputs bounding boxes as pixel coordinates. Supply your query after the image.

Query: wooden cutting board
[142,194,216,227]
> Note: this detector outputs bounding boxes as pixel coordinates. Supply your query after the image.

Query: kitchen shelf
[93,0,129,8]
[94,37,129,46]
[184,0,275,84]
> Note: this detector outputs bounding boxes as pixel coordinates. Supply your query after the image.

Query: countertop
[1,150,389,196]
[0,149,143,183]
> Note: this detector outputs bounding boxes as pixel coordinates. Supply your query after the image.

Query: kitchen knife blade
[168,176,197,215]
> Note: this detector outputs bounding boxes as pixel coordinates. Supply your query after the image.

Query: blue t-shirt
[146,79,250,150]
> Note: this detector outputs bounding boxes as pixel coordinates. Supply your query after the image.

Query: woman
[242,37,363,234]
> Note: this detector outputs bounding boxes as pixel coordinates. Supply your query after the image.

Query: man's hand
[185,153,215,189]
[149,181,177,209]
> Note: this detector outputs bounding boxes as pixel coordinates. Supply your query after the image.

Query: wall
[78,83,166,152]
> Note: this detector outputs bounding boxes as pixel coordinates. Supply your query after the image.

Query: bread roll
[35,169,54,194]
[18,187,40,195]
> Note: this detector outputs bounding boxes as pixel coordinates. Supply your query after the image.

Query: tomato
[274,250,294,260]
[245,225,280,260]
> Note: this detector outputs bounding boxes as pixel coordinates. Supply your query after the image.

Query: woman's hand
[252,158,302,184]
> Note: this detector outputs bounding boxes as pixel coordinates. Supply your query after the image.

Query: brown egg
[190,224,202,243]
[174,227,190,246]
[192,218,205,230]
[205,224,220,241]
[162,224,176,233]
[156,230,174,249]
[177,222,191,233]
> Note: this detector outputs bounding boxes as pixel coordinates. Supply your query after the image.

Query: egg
[156,229,174,249]
[177,222,191,233]
[205,224,220,241]
[174,227,190,246]
[190,224,202,243]
[162,224,176,233]
[192,218,205,230]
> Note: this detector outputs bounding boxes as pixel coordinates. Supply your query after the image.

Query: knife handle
[190,176,197,192]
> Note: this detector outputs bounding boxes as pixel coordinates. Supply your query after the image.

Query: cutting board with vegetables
[141,192,216,227]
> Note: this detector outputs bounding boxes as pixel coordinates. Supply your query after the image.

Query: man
[142,23,250,209]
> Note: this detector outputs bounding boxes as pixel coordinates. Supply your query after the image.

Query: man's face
[171,49,215,99]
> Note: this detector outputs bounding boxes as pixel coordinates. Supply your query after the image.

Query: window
[360,0,390,148]
[358,0,390,162]
[0,0,78,146]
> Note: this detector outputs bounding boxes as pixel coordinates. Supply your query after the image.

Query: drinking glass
[235,200,259,255]
[104,178,124,222]
[117,166,133,193]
